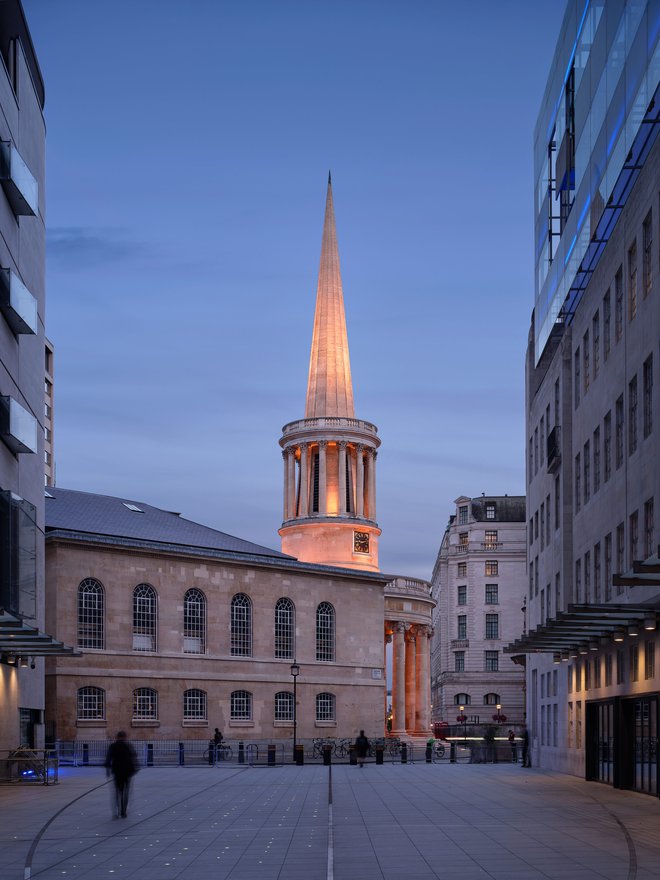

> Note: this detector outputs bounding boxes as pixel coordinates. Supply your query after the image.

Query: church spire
[305,174,355,419]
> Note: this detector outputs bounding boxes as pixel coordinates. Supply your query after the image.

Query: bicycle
[333,738,351,758]
[203,743,233,763]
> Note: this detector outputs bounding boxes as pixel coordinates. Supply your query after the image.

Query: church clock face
[354,531,370,554]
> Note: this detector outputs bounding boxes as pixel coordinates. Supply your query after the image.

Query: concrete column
[318,440,327,515]
[415,626,430,733]
[405,626,417,733]
[299,443,309,517]
[392,622,406,735]
[286,447,296,519]
[338,441,347,515]
[356,444,364,517]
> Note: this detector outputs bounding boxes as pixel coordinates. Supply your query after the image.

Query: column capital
[285,445,297,457]
[318,439,328,449]
[384,632,392,644]
[338,440,348,449]
[394,621,406,634]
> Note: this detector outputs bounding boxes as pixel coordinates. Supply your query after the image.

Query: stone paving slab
[0,762,659,879]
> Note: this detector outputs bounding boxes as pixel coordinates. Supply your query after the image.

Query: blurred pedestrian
[355,730,370,768]
[104,731,138,818]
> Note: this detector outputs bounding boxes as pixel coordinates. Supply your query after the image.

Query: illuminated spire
[305,175,355,418]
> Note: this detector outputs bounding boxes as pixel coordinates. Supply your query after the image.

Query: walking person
[508,729,517,763]
[214,727,224,761]
[105,731,138,818]
[355,729,370,768]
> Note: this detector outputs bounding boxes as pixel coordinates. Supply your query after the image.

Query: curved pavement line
[327,765,334,880]
[24,766,248,880]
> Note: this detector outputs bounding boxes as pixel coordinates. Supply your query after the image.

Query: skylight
[122,502,143,513]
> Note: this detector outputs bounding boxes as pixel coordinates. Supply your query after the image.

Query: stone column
[286,447,296,519]
[384,629,392,732]
[318,440,327,515]
[415,626,430,733]
[282,450,288,520]
[299,443,309,517]
[356,444,364,517]
[405,626,417,734]
[368,449,377,521]
[338,441,347,515]
[392,622,406,735]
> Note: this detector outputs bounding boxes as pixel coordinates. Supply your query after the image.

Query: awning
[504,603,658,656]
[0,607,80,658]
[613,555,660,589]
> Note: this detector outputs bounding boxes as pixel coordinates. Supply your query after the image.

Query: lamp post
[290,661,300,761]
[459,704,467,740]
[493,703,506,724]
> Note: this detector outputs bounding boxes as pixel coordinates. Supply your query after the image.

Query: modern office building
[0,0,75,753]
[511,0,660,795]
[44,337,54,486]
[278,176,434,737]
[430,496,527,728]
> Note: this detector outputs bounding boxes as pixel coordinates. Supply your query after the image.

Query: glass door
[633,697,658,796]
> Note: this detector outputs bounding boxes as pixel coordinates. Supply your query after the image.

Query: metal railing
[0,748,59,784]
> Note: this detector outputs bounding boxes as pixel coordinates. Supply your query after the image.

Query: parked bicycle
[204,743,233,762]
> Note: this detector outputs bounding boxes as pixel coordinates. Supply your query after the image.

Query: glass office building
[534,0,659,363]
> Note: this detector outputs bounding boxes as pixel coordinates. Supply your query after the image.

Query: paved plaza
[1,762,660,880]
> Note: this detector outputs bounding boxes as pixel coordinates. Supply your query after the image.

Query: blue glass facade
[534,0,660,363]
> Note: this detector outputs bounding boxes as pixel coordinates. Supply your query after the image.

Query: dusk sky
[25,0,565,579]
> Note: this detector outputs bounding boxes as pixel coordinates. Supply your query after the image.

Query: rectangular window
[630,645,639,682]
[546,494,551,545]
[592,311,600,379]
[485,613,499,639]
[484,530,498,549]
[555,572,561,614]
[629,375,638,455]
[605,533,612,600]
[605,653,613,687]
[485,584,499,605]
[534,512,539,541]
[644,498,654,559]
[554,378,560,425]
[583,330,590,393]
[540,418,545,466]
[585,657,591,691]
[576,701,582,749]
[568,702,574,748]
[534,427,539,474]
[616,649,625,684]
[615,266,623,341]
[604,411,612,481]
[458,504,468,525]
[568,665,573,694]
[528,436,533,480]
[458,532,468,548]
[594,656,601,689]
[485,502,496,519]
[485,560,498,576]
[584,551,591,602]
[555,476,560,530]
[575,453,581,510]
[540,502,545,550]
[616,395,624,468]
[457,584,467,606]
[643,210,652,296]
[529,517,534,546]
[457,615,467,639]
[457,561,467,577]
[645,641,655,680]
[603,289,611,361]
[583,440,590,503]
[594,542,601,602]
[643,354,653,438]
[574,348,581,407]
[616,522,625,578]
[575,558,582,603]
[593,428,600,493]
[535,555,539,596]
[484,650,498,672]
[628,240,637,320]
[454,651,465,672]
[629,510,639,563]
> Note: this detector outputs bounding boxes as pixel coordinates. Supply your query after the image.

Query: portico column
[368,449,377,520]
[299,443,309,517]
[356,444,364,517]
[318,440,327,515]
[415,625,430,734]
[405,625,416,734]
[338,441,347,515]
[392,622,406,735]
[282,450,288,520]
[286,447,296,519]
[384,629,392,732]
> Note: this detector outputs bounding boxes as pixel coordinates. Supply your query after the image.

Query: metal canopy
[613,555,660,589]
[0,607,80,658]
[504,603,658,655]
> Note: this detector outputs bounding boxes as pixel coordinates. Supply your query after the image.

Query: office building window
[584,551,591,601]
[485,501,496,519]
[77,578,104,649]
[457,585,467,606]
[555,475,560,530]
[457,615,467,640]
[605,533,612,601]
[485,614,499,639]
[316,692,335,722]
[484,530,498,549]
[484,651,499,672]
[457,561,467,577]
[616,649,625,685]
[616,523,625,579]
[540,503,545,550]
[583,330,590,392]
[603,289,611,360]
[630,646,639,682]
[593,428,600,493]
[458,532,468,548]
[133,688,158,721]
[183,688,207,721]
[575,453,581,510]
[183,588,206,654]
[133,584,157,652]
[575,558,582,603]
[554,377,560,424]
[604,411,612,481]
[629,510,639,563]
[77,686,105,720]
[458,504,468,525]
[643,210,652,295]
[615,395,624,468]
[231,593,252,656]
[316,602,335,661]
[534,428,539,473]
[629,375,638,454]
[644,498,654,560]
[555,572,561,613]
[546,494,551,544]
[454,651,465,672]
[615,266,623,340]
[628,240,637,320]
[275,597,295,659]
[594,543,601,602]
[643,354,653,438]
[605,653,613,687]
[574,348,581,407]
[231,690,253,721]
[455,693,471,706]
[485,560,498,576]
[275,691,294,722]
[594,656,601,689]
[485,584,499,604]
[645,641,655,680]
[592,311,600,379]
[583,441,590,503]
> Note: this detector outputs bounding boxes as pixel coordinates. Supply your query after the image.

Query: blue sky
[25,0,564,578]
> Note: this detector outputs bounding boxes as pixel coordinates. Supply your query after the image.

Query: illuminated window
[275,691,294,721]
[316,602,335,661]
[231,690,252,720]
[133,687,158,721]
[183,688,207,721]
[231,593,252,656]
[275,597,295,659]
[133,584,157,652]
[183,588,206,654]
[77,686,105,720]
[316,692,335,721]
[77,578,104,649]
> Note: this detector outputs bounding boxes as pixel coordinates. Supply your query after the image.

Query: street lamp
[493,703,506,724]
[458,704,467,739]
[290,661,300,762]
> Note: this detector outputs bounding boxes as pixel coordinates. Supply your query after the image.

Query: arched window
[231,593,252,656]
[231,690,252,720]
[77,686,105,720]
[316,692,335,722]
[275,597,295,659]
[454,693,471,706]
[483,693,500,705]
[77,578,104,649]
[183,688,207,720]
[274,691,294,721]
[183,588,207,654]
[133,584,157,651]
[133,687,158,720]
[316,602,335,661]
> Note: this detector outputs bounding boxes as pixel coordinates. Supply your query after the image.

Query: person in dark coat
[105,731,138,818]
[355,730,370,768]
[521,725,530,768]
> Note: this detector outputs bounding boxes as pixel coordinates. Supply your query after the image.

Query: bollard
[425,745,433,764]
[295,744,304,766]
[349,745,357,766]
[147,743,154,767]
[375,745,384,765]
[322,744,332,766]
[208,740,215,765]
[267,744,276,765]
[450,741,456,763]
[82,743,89,766]
[178,742,184,766]
[400,743,408,764]
[238,741,245,764]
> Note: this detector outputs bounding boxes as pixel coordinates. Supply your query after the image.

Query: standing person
[521,725,530,768]
[355,730,370,768]
[213,727,224,761]
[508,729,517,762]
[105,731,138,818]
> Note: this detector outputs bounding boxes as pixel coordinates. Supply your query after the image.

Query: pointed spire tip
[328,169,331,185]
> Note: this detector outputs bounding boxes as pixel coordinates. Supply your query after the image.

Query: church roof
[305,174,355,418]
[45,487,290,560]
